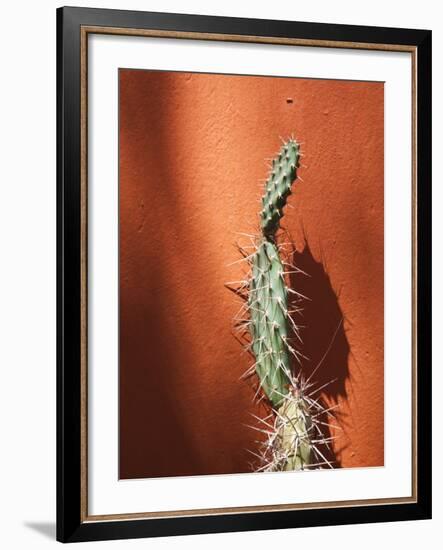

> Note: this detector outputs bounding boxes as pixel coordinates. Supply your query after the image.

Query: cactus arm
[251,140,300,408]
[261,140,300,236]
[230,136,337,472]
[248,138,316,471]
[249,241,291,407]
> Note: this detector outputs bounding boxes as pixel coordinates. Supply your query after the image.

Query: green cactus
[228,137,336,472]
[249,139,300,408]
[260,139,300,236]
[248,138,314,471]
[249,240,290,407]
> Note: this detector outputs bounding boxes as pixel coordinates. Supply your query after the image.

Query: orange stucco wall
[119,69,384,479]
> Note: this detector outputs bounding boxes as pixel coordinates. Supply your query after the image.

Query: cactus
[250,139,300,408]
[229,138,335,472]
[249,240,290,407]
[260,139,300,237]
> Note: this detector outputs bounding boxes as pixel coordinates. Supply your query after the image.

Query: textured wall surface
[119,69,384,479]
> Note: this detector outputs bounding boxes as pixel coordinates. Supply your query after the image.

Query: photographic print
[57,8,431,541]
[118,69,384,480]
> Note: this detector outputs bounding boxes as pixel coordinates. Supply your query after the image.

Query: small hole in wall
[286,98,294,104]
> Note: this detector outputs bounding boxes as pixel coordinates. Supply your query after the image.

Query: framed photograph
[57,6,432,543]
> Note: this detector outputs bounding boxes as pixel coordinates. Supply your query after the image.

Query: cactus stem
[229,137,338,473]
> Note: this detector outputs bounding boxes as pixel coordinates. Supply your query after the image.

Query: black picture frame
[57,5,432,543]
